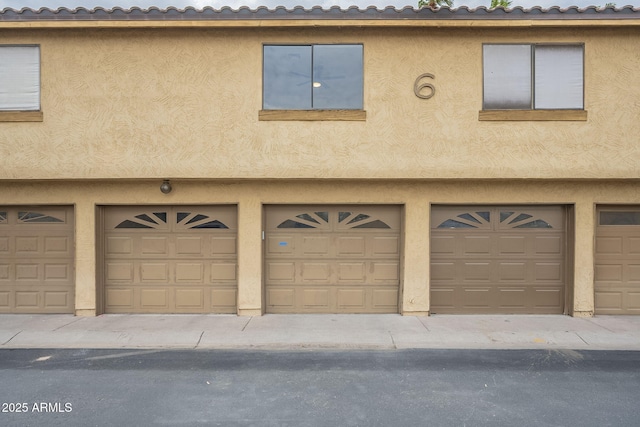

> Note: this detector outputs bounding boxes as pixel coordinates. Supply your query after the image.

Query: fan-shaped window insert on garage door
[0,207,75,314]
[265,205,401,314]
[102,206,237,314]
[431,206,566,314]
[595,207,640,314]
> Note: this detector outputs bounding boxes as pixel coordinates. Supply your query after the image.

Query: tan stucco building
[1,5,639,317]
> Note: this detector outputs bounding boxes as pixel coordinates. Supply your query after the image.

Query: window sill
[0,110,43,122]
[259,110,366,121]
[478,110,587,122]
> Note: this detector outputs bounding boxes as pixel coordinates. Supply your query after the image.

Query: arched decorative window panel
[433,207,562,230]
[115,212,168,229]
[115,211,229,229]
[276,210,391,229]
[277,211,330,229]
[499,211,553,229]
[0,212,6,223]
[18,211,64,223]
[436,211,491,229]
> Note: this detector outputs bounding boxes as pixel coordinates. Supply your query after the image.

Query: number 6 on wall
[414,73,435,99]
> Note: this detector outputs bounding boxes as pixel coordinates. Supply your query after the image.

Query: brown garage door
[431,206,566,314]
[265,205,401,313]
[0,207,74,313]
[103,206,237,314]
[595,207,640,314]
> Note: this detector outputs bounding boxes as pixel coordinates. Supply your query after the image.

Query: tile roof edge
[0,5,639,21]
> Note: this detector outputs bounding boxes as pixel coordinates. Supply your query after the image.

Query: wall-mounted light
[160,180,172,194]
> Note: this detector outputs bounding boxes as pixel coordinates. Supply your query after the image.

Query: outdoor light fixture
[160,180,172,194]
[312,82,322,88]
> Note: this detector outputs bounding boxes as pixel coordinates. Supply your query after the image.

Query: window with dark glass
[483,44,584,110]
[263,44,363,110]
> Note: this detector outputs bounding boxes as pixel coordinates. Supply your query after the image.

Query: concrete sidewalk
[1,314,639,350]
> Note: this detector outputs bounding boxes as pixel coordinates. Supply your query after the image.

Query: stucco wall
[1,26,639,180]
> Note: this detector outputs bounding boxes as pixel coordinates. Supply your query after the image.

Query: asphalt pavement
[1,314,640,350]
[1,348,639,427]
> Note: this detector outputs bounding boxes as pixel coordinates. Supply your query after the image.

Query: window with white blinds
[0,45,40,111]
[483,44,583,111]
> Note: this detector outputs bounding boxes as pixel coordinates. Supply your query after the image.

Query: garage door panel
[267,236,294,255]
[16,264,39,280]
[498,236,526,255]
[176,237,204,255]
[107,237,133,255]
[629,238,640,254]
[596,237,623,255]
[596,207,640,314]
[373,236,399,255]
[44,263,71,281]
[372,289,399,308]
[302,236,330,255]
[265,205,401,313]
[338,262,365,281]
[303,289,331,307]
[337,236,366,256]
[211,288,237,311]
[0,237,8,253]
[534,288,564,308]
[431,236,455,255]
[0,265,8,280]
[431,205,565,314]
[301,262,331,282]
[628,265,640,281]
[535,236,562,255]
[15,237,39,254]
[498,288,526,308]
[534,262,563,281]
[211,263,236,281]
[44,291,70,308]
[176,263,205,282]
[372,262,399,282]
[140,263,169,282]
[464,262,492,281]
[431,262,456,281]
[498,262,526,281]
[211,236,237,256]
[175,289,204,309]
[141,237,168,255]
[595,263,623,282]
[337,289,365,308]
[44,237,71,254]
[103,206,237,314]
[107,262,134,281]
[463,236,492,255]
[431,288,455,310]
[267,288,295,308]
[140,289,169,308]
[463,288,491,308]
[105,288,134,308]
[267,262,296,282]
[627,293,640,311]
[15,291,39,308]
[0,292,9,308]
